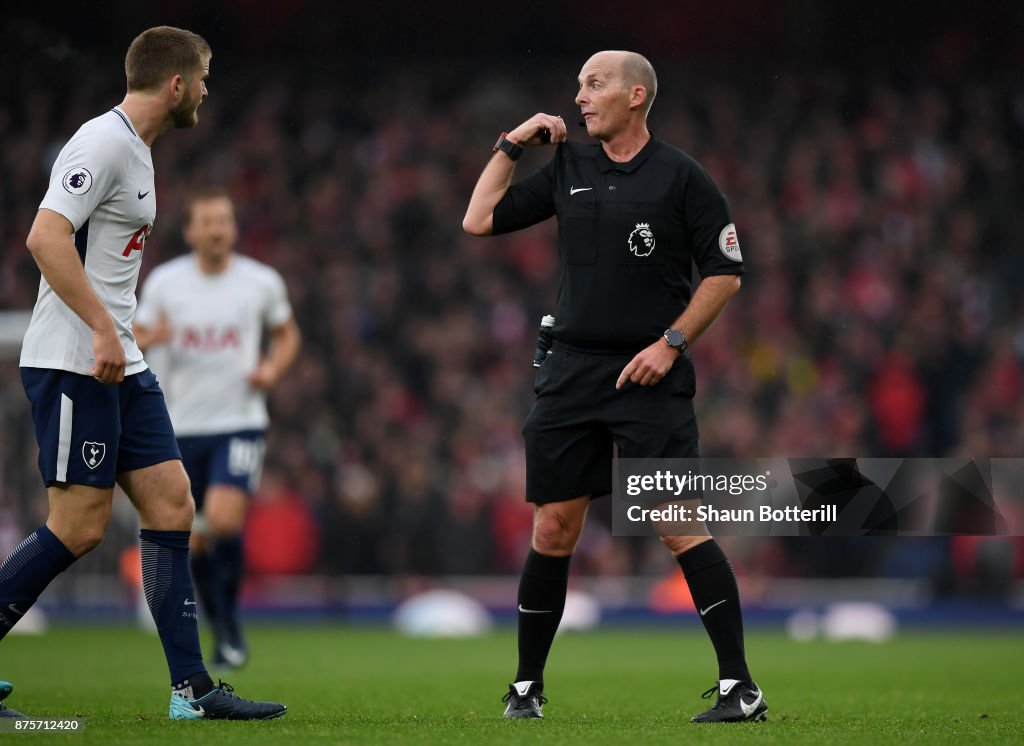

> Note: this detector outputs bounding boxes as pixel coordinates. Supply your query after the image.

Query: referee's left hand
[616,340,680,389]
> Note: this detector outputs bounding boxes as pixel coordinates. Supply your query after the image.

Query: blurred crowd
[0,40,1021,590]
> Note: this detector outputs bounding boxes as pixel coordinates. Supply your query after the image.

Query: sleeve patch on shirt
[718,223,742,262]
[62,168,94,195]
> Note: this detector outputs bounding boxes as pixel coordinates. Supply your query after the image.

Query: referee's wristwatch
[493,132,524,161]
[663,328,688,355]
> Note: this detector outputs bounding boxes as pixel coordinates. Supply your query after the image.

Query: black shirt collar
[595,133,659,173]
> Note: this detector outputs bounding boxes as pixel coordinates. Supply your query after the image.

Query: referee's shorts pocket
[533,358,551,394]
[532,347,565,395]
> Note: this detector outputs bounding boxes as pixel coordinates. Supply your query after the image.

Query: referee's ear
[629,85,650,115]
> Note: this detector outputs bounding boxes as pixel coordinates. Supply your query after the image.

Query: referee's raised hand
[508,113,568,147]
[463,113,567,236]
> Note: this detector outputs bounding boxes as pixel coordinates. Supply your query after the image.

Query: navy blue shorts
[177,430,266,510]
[522,343,699,504]
[21,367,181,489]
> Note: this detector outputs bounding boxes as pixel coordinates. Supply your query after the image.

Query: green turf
[1,625,1021,743]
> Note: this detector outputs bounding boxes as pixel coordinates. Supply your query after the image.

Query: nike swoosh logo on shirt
[570,186,593,195]
[138,190,150,199]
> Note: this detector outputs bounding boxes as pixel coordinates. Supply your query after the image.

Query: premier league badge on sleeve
[62,168,94,196]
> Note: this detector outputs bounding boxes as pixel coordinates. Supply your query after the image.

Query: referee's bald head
[596,50,658,116]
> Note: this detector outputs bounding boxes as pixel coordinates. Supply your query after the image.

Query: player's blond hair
[183,187,233,226]
[125,26,211,92]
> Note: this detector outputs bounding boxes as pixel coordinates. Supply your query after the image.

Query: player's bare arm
[248,316,301,390]
[133,313,174,352]
[462,113,567,236]
[26,208,125,383]
[616,275,741,389]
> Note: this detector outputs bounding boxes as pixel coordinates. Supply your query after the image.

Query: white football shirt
[135,254,293,436]
[21,107,155,376]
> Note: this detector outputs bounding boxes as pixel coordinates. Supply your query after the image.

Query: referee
[463,51,765,723]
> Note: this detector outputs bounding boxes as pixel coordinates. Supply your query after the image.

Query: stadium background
[1,1,1022,630]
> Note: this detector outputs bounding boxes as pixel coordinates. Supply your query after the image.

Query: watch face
[665,329,685,349]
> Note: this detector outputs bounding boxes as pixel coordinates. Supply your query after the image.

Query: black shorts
[522,342,699,504]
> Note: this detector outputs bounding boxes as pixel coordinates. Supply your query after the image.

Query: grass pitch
[1,625,1021,744]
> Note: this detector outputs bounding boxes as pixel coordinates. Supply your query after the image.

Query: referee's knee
[532,510,582,556]
[660,534,711,556]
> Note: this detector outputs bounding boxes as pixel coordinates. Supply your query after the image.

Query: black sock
[189,548,222,631]
[676,540,751,684]
[515,550,571,688]
[213,535,244,644]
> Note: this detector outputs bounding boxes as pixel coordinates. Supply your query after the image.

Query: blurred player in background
[464,51,764,722]
[136,189,300,670]
[1,27,285,720]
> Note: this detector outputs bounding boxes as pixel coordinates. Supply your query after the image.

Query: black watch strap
[493,132,524,161]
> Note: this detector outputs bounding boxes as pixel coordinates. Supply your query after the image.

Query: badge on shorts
[62,168,94,196]
[718,223,742,262]
[82,442,106,470]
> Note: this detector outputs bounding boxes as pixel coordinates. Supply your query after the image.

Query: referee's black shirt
[492,136,744,352]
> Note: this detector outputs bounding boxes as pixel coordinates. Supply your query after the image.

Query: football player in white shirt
[1,27,285,721]
[136,189,300,670]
